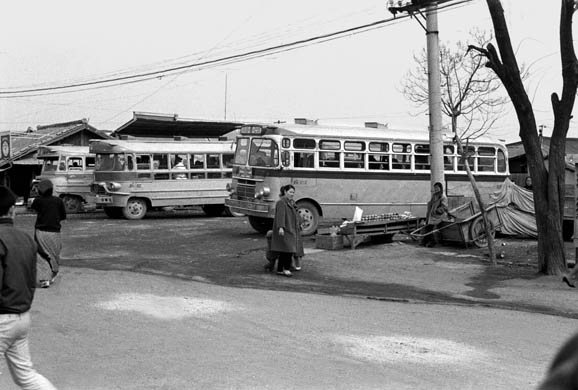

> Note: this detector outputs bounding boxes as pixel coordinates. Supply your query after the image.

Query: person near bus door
[271,184,302,277]
[31,180,66,288]
[422,182,452,248]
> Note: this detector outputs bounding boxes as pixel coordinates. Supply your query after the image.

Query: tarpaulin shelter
[488,178,537,237]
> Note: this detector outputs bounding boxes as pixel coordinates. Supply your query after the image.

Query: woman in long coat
[422,182,451,247]
[271,184,301,277]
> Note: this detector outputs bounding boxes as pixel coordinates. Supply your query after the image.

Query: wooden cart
[410,202,503,248]
[339,216,424,250]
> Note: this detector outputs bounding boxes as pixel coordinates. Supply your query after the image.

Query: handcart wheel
[469,216,495,248]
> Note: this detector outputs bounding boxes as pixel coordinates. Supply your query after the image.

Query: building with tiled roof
[0,119,110,201]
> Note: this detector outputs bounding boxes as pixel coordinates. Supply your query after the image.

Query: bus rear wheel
[297,201,319,236]
[202,204,226,217]
[62,195,82,213]
[103,207,123,219]
[123,198,148,220]
[248,216,273,234]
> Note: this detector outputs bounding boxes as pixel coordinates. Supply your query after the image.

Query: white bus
[29,145,96,213]
[225,121,510,235]
[90,138,236,219]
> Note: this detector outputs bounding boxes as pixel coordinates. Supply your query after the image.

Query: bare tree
[468,0,577,275]
[402,29,509,262]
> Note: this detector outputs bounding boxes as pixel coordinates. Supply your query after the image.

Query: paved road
[0,268,575,390]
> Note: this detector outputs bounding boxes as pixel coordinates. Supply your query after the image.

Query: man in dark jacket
[0,186,57,389]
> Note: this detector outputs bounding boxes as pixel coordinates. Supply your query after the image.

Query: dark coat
[271,197,301,253]
[0,218,37,314]
[426,192,450,225]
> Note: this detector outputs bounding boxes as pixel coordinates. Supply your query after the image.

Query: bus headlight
[106,182,121,192]
[254,187,271,199]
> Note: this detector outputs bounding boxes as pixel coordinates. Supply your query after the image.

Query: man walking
[0,186,57,389]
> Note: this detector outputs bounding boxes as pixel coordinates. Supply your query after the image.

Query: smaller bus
[90,138,236,219]
[29,145,96,213]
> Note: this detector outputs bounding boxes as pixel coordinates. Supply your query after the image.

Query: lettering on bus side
[292,179,308,185]
[129,183,143,189]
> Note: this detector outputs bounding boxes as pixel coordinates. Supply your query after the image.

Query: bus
[225,121,510,236]
[29,145,96,213]
[90,138,237,219]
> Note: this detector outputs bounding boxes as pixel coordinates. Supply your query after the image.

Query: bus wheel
[297,201,319,237]
[202,204,226,217]
[248,216,273,234]
[123,198,148,220]
[62,195,82,213]
[103,207,123,219]
[223,206,245,217]
[469,216,495,248]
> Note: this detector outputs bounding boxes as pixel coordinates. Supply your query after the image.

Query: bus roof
[246,123,505,146]
[37,145,91,158]
[89,139,235,154]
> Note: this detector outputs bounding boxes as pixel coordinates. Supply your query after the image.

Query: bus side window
[320,152,340,168]
[294,152,314,168]
[344,153,364,169]
[369,154,388,170]
[207,154,219,169]
[192,154,204,169]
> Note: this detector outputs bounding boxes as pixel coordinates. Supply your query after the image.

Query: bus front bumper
[225,198,271,215]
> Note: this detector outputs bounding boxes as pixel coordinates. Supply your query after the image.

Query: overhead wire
[0,0,473,98]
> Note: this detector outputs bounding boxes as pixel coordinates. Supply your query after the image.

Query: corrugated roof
[112,112,243,138]
[507,137,578,158]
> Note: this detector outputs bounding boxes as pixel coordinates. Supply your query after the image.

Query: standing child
[31,180,66,288]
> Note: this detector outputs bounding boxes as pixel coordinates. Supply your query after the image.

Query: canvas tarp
[488,178,537,238]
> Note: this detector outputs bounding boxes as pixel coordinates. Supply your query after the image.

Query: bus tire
[297,201,319,237]
[223,206,245,217]
[123,198,148,220]
[62,195,82,213]
[248,216,273,234]
[103,207,123,219]
[469,216,495,248]
[202,204,226,217]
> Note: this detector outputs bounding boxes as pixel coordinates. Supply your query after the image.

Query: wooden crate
[315,234,344,250]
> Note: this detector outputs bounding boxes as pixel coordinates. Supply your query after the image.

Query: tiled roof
[507,137,578,158]
[8,119,105,162]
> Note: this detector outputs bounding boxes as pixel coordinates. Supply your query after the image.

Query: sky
[0,0,572,143]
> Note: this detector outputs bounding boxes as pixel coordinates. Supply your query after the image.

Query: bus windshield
[42,158,58,172]
[95,153,133,172]
[248,138,278,167]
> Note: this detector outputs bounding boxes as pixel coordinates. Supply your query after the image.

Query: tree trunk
[484,0,570,275]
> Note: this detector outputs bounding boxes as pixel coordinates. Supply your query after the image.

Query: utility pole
[387,0,469,188]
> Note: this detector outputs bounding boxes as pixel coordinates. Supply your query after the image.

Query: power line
[0,1,471,98]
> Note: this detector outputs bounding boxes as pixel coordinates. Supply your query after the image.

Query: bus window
[68,157,83,170]
[293,138,316,149]
[414,144,430,170]
[344,141,365,151]
[135,154,151,179]
[153,154,169,180]
[43,158,58,172]
[368,154,389,170]
[223,154,234,168]
[192,154,205,169]
[207,154,220,169]
[497,149,507,173]
[319,140,340,150]
[86,156,95,169]
[294,152,314,168]
[477,147,495,172]
[320,151,340,168]
[171,154,188,180]
[458,146,475,171]
[249,138,277,167]
[113,154,129,171]
[443,146,455,171]
[392,143,411,170]
[234,138,249,165]
[344,153,364,169]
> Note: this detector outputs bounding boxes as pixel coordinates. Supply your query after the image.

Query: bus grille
[236,180,256,200]
[91,184,106,195]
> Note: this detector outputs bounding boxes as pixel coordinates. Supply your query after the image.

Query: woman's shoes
[563,276,576,288]
[277,270,293,277]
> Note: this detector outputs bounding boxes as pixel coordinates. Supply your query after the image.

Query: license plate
[96,195,113,204]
